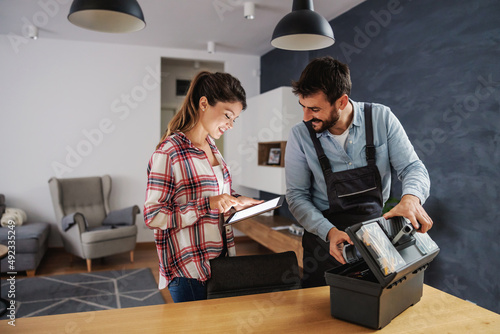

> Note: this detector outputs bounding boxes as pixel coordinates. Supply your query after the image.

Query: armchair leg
[86,259,92,272]
[26,270,35,277]
[130,251,134,263]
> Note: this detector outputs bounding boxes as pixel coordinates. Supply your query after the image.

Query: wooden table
[234,215,303,268]
[1,285,498,333]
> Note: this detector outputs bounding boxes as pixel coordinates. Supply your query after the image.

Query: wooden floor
[11,238,273,304]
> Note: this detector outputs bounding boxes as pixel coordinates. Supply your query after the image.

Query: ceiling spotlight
[271,0,335,51]
[28,25,38,40]
[207,41,215,54]
[68,0,146,33]
[244,2,255,20]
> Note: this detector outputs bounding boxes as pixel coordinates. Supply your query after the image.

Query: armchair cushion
[81,225,137,244]
[102,205,140,227]
[59,176,107,229]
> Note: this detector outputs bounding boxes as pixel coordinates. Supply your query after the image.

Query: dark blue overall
[301,103,384,288]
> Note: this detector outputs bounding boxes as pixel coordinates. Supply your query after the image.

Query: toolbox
[324,216,439,329]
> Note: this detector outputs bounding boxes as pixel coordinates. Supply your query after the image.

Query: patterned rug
[0,268,165,319]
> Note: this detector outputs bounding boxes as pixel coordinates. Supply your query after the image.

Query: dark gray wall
[261,0,500,313]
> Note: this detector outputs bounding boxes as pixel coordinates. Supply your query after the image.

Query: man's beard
[310,110,340,133]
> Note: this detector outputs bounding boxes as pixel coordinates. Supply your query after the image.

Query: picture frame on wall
[267,148,281,165]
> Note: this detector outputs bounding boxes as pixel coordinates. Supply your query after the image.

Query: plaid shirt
[144,132,236,287]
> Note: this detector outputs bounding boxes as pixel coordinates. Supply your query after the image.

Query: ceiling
[0,0,365,56]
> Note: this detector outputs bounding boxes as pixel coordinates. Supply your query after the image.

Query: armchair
[48,175,139,272]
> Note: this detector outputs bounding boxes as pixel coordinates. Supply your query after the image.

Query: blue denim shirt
[285,100,430,242]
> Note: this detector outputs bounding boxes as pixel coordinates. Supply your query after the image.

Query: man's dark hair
[292,56,351,105]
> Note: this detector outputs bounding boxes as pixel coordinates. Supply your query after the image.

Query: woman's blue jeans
[168,277,207,303]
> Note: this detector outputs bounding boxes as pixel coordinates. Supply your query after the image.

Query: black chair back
[207,251,301,299]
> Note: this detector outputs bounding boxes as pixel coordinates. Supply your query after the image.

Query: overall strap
[304,120,332,175]
[364,103,376,165]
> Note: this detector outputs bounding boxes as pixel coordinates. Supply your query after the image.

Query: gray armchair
[48,175,139,272]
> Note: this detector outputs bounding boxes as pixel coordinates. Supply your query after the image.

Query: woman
[144,71,262,303]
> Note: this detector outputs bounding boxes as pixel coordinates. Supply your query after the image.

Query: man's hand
[383,194,433,233]
[327,227,353,264]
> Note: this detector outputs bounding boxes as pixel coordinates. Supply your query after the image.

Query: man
[285,56,433,288]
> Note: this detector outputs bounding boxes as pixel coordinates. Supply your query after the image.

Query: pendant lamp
[68,0,146,33]
[271,0,334,51]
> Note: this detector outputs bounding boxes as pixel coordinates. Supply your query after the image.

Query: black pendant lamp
[68,0,146,33]
[271,0,334,51]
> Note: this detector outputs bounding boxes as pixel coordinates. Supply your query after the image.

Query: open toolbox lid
[344,216,440,288]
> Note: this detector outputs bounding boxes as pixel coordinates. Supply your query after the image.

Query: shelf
[258,141,286,167]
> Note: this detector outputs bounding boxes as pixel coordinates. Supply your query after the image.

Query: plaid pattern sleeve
[144,149,212,230]
[144,133,235,286]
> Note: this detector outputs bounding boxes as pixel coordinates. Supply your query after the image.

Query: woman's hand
[209,194,241,213]
[232,196,264,211]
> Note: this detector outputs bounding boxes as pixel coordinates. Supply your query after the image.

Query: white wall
[0,36,260,246]
[238,87,302,195]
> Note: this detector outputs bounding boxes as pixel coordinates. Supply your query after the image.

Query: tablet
[224,195,285,226]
